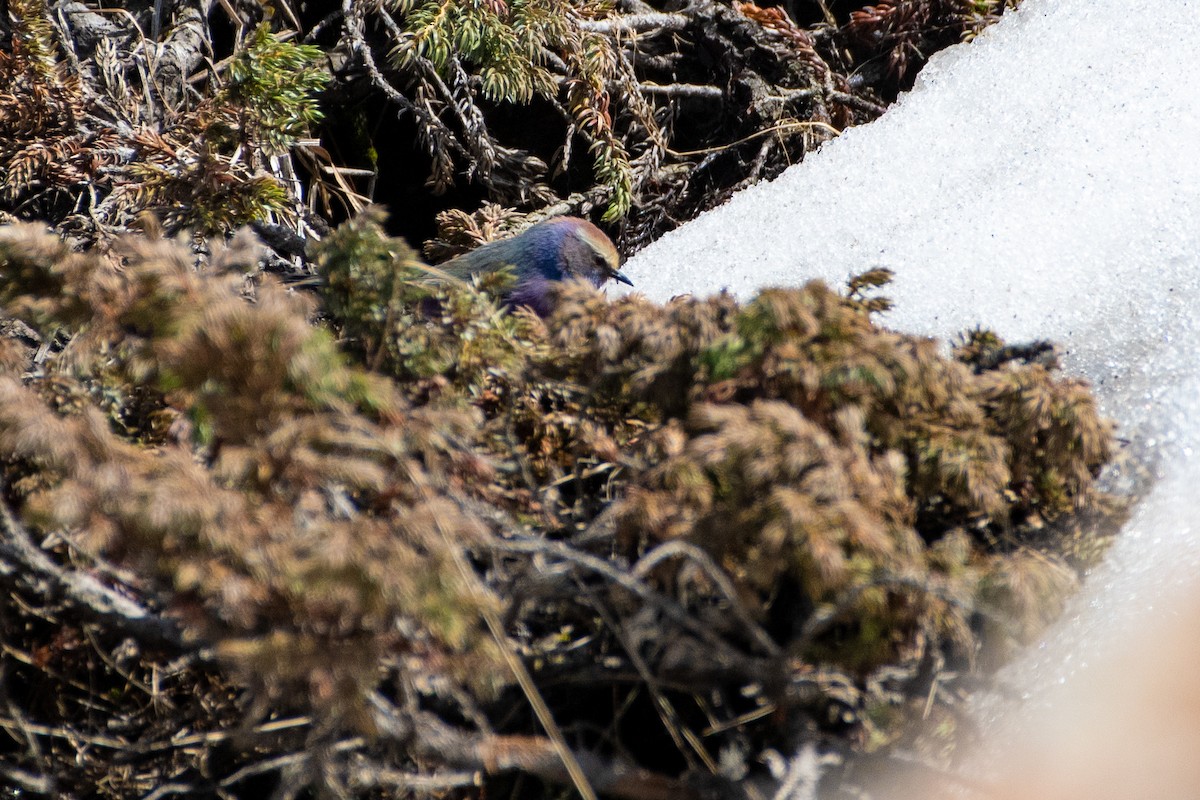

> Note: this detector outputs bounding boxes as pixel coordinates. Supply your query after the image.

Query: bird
[436,217,633,316]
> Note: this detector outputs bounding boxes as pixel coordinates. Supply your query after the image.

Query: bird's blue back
[442,223,566,282]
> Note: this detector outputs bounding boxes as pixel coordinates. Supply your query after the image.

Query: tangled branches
[0,0,326,243]
[0,0,1021,256]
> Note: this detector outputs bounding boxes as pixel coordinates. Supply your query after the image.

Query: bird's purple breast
[506,274,558,317]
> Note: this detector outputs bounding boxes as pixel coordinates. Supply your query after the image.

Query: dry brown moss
[0,215,1116,798]
[315,212,1114,678]
[0,222,505,729]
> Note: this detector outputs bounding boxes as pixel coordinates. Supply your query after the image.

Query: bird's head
[545,218,633,289]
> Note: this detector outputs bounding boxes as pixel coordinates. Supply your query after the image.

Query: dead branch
[0,492,184,650]
[369,694,721,800]
[579,13,689,33]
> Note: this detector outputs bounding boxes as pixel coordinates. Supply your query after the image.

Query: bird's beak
[611,270,634,287]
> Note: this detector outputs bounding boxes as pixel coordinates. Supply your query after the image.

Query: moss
[0,213,1117,797]
[0,222,505,723]
[315,211,1115,676]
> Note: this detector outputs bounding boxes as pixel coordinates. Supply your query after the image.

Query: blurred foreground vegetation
[0,212,1115,797]
[0,1,1122,798]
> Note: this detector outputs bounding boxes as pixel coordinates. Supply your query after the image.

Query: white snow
[619,0,1200,767]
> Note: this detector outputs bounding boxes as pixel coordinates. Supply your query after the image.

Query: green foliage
[696,284,1112,531]
[317,207,539,387]
[562,30,635,221]
[391,0,561,103]
[846,0,1019,85]
[218,24,330,155]
[128,156,294,235]
[8,0,58,78]
[388,0,635,219]
[0,16,327,236]
[132,26,329,233]
[626,401,919,606]
[0,1,110,214]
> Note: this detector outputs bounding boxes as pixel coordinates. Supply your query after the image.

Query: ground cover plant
[0,211,1114,798]
[0,1,1120,798]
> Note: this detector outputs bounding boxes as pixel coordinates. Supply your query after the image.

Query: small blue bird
[437,217,633,316]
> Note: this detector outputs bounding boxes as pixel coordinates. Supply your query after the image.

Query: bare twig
[579,13,689,34]
[0,492,183,649]
[830,90,887,116]
[639,82,723,100]
[666,120,840,158]
[218,738,365,789]
[0,761,54,795]
[579,579,719,774]
[488,530,763,671]
[434,515,599,800]
[348,763,478,791]
[632,539,780,657]
[764,743,840,800]
[368,695,708,800]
